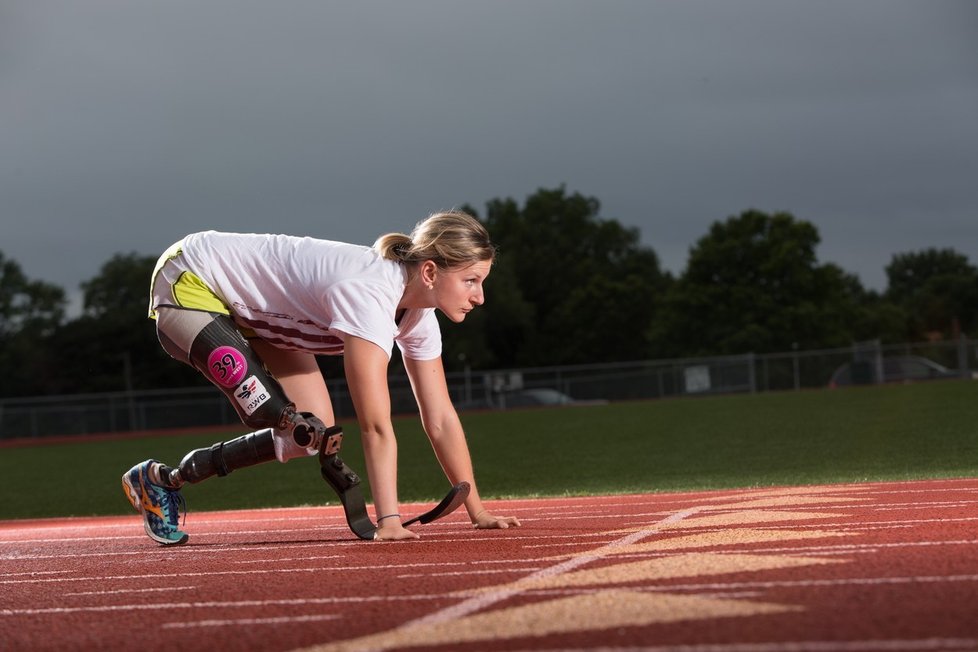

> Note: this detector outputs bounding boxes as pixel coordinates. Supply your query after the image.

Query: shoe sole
[121,470,189,547]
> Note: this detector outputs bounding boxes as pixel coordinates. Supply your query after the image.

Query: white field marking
[0,541,351,562]
[389,505,704,636]
[0,564,423,586]
[693,591,767,600]
[632,515,978,537]
[528,537,978,563]
[231,554,344,564]
[852,484,978,493]
[616,573,978,593]
[0,516,947,561]
[161,613,340,628]
[0,514,340,531]
[232,557,542,569]
[597,514,978,538]
[472,573,978,599]
[0,501,651,539]
[1,593,445,617]
[499,638,978,652]
[463,513,978,542]
[4,484,971,542]
[65,586,197,596]
[0,557,548,586]
[748,516,978,529]
[0,500,867,541]
[0,520,349,540]
[739,539,978,555]
[702,503,978,516]
[383,512,683,524]
[0,570,73,577]
[0,526,349,545]
[868,502,978,510]
[398,567,546,579]
[7,573,978,619]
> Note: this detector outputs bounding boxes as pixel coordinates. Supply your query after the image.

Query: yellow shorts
[148,240,230,319]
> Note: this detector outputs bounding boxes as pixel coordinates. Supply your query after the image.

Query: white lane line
[499,638,978,652]
[731,573,978,590]
[66,586,197,596]
[508,573,978,595]
[8,512,975,561]
[231,557,543,569]
[0,541,355,561]
[0,526,349,545]
[0,566,380,585]
[231,554,344,564]
[1,594,444,616]
[162,614,339,628]
[3,499,976,547]
[745,539,978,554]
[0,570,73,577]
[742,517,978,530]
[526,535,978,552]
[6,568,978,615]
[0,556,552,586]
[398,567,545,578]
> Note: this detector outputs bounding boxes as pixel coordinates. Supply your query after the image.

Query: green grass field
[2,380,976,520]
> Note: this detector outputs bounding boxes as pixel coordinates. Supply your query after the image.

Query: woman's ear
[420,260,438,287]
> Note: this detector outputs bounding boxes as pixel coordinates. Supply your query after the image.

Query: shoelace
[159,488,188,529]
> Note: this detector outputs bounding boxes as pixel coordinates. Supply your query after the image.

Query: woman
[122,210,520,544]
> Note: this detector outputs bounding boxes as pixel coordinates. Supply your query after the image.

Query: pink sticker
[207,346,248,388]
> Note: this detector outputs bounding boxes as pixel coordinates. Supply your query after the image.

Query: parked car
[828,355,959,388]
[497,388,607,408]
[457,388,607,411]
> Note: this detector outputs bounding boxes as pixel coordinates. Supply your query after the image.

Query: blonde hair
[374,210,495,269]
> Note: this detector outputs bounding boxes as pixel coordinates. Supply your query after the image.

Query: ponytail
[374,232,413,262]
[374,210,495,268]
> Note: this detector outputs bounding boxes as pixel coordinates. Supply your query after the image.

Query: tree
[884,248,978,339]
[0,252,66,396]
[81,252,156,318]
[475,186,669,365]
[0,251,65,339]
[650,210,867,356]
[45,253,204,394]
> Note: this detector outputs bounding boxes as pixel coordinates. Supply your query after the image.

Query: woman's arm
[343,335,418,540]
[404,355,521,529]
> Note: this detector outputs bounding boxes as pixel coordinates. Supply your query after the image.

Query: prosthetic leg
[155,308,375,539]
[318,426,376,540]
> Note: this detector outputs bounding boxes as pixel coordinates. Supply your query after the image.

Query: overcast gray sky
[2,0,976,311]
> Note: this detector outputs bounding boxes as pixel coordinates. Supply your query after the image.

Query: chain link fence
[2,337,975,440]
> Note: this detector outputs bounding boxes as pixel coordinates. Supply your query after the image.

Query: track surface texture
[3,478,978,652]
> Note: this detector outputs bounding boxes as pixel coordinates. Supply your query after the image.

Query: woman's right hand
[374,521,420,541]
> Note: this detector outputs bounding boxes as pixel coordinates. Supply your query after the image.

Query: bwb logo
[237,379,258,400]
[234,375,270,416]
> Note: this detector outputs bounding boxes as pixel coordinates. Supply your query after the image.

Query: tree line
[2,186,976,398]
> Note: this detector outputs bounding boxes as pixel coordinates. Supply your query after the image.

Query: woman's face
[432,260,492,323]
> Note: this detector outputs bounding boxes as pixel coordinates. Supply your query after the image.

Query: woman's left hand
[473,511,522,529]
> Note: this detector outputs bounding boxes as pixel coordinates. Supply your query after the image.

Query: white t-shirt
[179,231,442,360]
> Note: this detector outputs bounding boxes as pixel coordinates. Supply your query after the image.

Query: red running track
[2,478,978,652]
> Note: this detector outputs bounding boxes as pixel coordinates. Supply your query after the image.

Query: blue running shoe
[122,460,189,546]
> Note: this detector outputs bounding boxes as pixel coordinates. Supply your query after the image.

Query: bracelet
[377,513,401,523]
